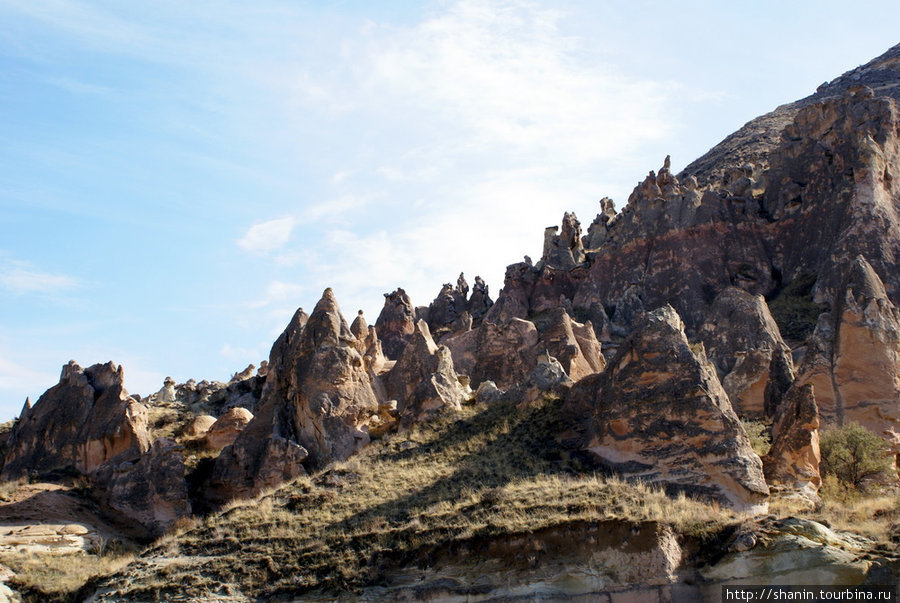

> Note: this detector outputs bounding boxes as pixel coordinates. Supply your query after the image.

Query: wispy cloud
[237,216,297,254]
[0,260,79,295]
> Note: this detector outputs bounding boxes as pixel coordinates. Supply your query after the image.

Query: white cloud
[249,280,304,309]
[237,216,297,254]
[0,260,79,295]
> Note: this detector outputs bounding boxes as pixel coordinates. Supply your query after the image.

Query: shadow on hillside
[324,397,604,538]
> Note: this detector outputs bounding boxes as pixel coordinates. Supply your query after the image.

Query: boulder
[91,438,191,537]
[183,415,217,438]
[375,288,417,360]
[205,407,253,450]
[2,361,151,480]
[562,306,769,512]
[698,287,795,418]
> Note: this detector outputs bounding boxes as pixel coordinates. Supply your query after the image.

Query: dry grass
[87,396,734,601]
[1,549,135,602]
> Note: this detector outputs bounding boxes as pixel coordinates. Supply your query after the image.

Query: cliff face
[488,44,900,339]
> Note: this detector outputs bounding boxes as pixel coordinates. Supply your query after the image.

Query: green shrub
[741,420,771,457]
[819,423,893,489]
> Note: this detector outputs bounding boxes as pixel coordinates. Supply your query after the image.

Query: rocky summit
[2,44,900,601]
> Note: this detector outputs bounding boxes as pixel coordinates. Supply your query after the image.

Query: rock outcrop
[2,361,151,480]
[375,288,417,360]
[795,256,900,454]
[383,320,471,425]
[562,306,769,511]
[208,289,379,501]
[204,407,253,450]
[444,308,605,391]
[91,438,191,537]
[763,383,821,495]
[698,287,795,418]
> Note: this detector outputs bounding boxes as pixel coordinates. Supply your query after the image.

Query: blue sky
[1,0,899,419]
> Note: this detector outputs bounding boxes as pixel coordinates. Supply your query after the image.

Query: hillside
[0,44,899,601]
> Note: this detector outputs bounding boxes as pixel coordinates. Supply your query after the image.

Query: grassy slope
[85,397,733,601]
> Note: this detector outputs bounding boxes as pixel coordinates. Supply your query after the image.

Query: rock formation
[383,320,471,424]
[795,256,900,454]
[91,438,191,537]
[561,306,769,511]
[375,288,417,360]
[444,308,604,390]
[204,407,253,450]
[1,361,151,480]
[698,287,795,418]
[208,289,379,501]
[763,383,821,494]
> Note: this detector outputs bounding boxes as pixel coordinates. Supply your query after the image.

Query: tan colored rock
[444,308,604,391]
[209,289,379,502]
[91,438,191,537]
[796,256,900,454]
[699,287,795,418]
[383,320,471,425]
[562,306,769,512]
[205,408,253,450]
[184,415,217,438]
[2,361,151,480]
[763,383,821,493]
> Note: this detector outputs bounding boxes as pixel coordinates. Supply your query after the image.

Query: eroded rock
[562,306,769,511]
[698,287,795,418]
[2,361,151,480]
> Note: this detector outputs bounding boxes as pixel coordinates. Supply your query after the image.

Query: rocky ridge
[2,43,900,600]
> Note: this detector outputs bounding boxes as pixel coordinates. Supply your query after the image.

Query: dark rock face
[2,361,151,480]
[486,47,900,342]
[92,438,191,537]
[208,289,380,501]
[795,256,900,454]
[376,288,417,360]
[763,384,821,492]
[424,274,495,339]
[562,306,769,512]
[698,287,795,418]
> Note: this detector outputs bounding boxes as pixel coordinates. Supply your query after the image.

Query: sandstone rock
[698,287,795,418]
[184,415,217,438]
[562,306,769,511]
[204,407,253,450]
[154,376,177,404]
[795,256,900,454]
[384,320,471,425]
[375,288,417,360]
[763,383,821,494]
[2,361,151,480]
[350,311,386,373]
[699,518,872,587]
[444,308,604,391]
[229,364,255,384]
[209,289,379,501]
[92,438,190,537]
